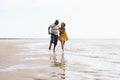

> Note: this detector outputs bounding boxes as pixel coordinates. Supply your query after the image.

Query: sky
[0,0,120,39]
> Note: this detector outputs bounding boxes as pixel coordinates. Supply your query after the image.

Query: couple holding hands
[48,20,68,53]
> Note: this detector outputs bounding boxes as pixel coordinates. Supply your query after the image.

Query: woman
[58,22,69,52]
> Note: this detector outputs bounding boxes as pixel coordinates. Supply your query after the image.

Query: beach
[0,39,120,80]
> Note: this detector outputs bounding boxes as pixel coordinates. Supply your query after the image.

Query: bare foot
[49,46,51,50]
[53,48,55,53]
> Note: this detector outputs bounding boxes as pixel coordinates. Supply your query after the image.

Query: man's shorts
[51,34,58,45]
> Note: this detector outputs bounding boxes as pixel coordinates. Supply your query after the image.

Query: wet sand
[0,39,120,80]
[0,40,66,80]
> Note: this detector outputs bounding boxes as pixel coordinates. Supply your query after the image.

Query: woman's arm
[59,28,65,35]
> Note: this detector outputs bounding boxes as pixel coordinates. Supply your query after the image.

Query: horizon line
[0,38,120,40]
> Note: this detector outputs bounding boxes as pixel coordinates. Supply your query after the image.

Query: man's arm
[48,26,51,35]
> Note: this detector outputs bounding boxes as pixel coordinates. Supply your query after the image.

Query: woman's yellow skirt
[58,32,69,41]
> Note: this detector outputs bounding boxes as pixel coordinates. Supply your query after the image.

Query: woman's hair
[62,22,66,27]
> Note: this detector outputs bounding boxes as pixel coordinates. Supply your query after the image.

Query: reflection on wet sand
[50,52,66,79]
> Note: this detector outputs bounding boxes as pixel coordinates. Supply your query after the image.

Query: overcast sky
[0,0,120,39]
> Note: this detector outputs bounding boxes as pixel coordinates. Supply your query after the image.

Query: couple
[48,20,68,53]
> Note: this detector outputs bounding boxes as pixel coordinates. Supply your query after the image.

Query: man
[48,20,59,52]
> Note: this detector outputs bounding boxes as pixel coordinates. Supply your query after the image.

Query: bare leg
[49,40,52,50]
[61,40,65,52]
[53,44,56,53]
[62,41,65,52]
[60,40,63,50]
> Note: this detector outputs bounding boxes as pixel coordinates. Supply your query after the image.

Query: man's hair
[54,20,59,25]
